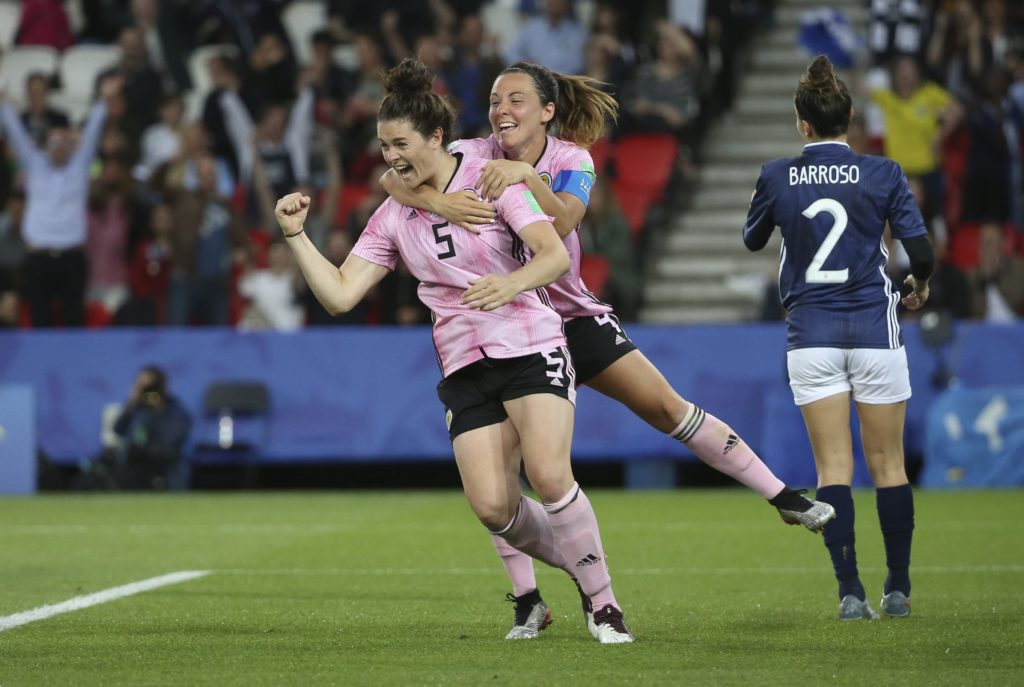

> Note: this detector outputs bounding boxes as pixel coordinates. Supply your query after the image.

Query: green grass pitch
[1,490,1021,686]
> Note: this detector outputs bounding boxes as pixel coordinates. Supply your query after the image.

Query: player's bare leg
[505,393,633,643]
[454,419,559,639]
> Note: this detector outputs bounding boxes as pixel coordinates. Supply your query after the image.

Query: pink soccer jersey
[351,154,565,377]
[450,134,612,320]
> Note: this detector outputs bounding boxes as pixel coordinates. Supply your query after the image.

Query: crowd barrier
[1,322,1021,490]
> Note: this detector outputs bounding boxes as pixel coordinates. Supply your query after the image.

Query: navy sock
[816,485,864,601]
[876,484,914,596]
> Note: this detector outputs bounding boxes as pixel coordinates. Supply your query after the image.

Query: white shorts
[786,347,912,407]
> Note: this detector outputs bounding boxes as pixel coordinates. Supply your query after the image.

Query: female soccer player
[276,58,633,643]
[743,55,934,620]
[382,60,835,639]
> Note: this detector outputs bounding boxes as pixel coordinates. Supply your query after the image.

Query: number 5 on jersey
[802,198,849,284]
[432,221,456,260]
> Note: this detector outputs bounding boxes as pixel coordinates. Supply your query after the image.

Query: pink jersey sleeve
[493,183,554,235]
[448,137,499,160]
[349,200,399,271]
[555,144,596,177]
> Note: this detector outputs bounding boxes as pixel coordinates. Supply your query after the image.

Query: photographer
[107,365,192,489]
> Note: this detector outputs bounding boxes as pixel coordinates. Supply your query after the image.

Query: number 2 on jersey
[802,198,849,284]
[432,221,456,260]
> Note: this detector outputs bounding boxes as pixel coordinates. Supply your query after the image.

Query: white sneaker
[777,491,836,533]
[839,595,880,621]
[590,605,634,644]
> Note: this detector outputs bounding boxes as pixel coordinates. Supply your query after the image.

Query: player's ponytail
[795,55,852,138]
[553,72,618,149]
[379,57,456,146]
[501,62,618,149]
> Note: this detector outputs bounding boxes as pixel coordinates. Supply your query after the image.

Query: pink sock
[491,496,567,574]
[544,483,619,612]
[672,404,785,499]
[490,535,537,598]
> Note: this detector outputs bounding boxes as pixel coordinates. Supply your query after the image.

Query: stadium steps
[640,0,865,324]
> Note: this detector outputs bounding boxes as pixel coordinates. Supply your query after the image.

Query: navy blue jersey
[743,142,927,350]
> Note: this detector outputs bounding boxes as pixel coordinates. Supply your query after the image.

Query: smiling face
[488,72,555,154]
[378,118,445,189]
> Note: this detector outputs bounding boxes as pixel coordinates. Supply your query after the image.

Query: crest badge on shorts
[445,409,453,430]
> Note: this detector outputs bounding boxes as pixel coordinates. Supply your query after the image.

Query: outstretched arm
[285,86,314,184]
[0,97,42,167]
[219,89,255,182]
[275,193,389,314]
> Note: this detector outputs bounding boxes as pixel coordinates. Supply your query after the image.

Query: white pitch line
[0,570,210,633]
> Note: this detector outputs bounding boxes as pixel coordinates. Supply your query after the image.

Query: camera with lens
[140,381,165,407]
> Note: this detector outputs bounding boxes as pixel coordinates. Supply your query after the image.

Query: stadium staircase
[641,0,868,323]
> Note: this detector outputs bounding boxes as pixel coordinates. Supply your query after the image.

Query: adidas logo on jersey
[614,335,627,346]
[723,433,739,454]
[407,209,418,220]
[575,553,601,568]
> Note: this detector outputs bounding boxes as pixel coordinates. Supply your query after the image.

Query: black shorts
[565,314,638,385]
[437,347,576,441]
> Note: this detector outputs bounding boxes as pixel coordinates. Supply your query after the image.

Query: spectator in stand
[20,73,69,146]
[129,0,193,92]
[583,34,629,106]
[505,0,586,75]
[621,20,703,154]
[202,54,245,179]
[869,55,960,220]
[119,203,174,325]
[167,155,245,326]
[980,0,1018,66]
[0,189,26,279]
[335,31,390,176]
[327,1,441,56]
[966,222,1024,320]
[218,80,315,203]
[962,68,1013,224]
[97,27,166,144]
[282,126,342,250]
[591,1,638,69]
[242,32,298,115]
[0,75,122,327]
[926,0,991,99]
[78,0,133,44]
[15,0,73,52]
[237,239,305,331]
[161,122,236,202]
[445,13,505,139]
[306,30,353,124]
[134,92,185,183]
[192,0,292,58]
[87,153,142,316]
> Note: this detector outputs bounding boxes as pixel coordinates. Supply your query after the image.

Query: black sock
[768,486,807,510]
[816,485,864,601]
[876,484,914,596]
